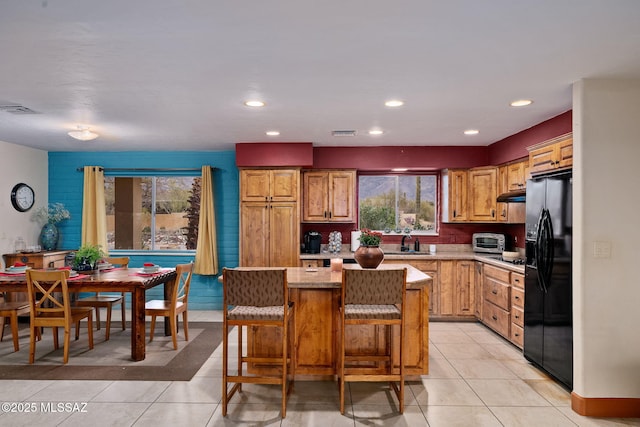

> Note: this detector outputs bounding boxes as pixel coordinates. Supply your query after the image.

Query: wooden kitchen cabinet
[474,261,484,319]
[240,169,298,202]
[506,159,528,191]
[510,272,525,348]
[528,133,573,175]
[302,170,355,222]
[468,167,497,222]
[482,264,511,339]
[239,169,300,267]
[438,260,475,318]
[442,169,468,222]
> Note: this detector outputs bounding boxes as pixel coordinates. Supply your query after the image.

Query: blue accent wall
[47,151,239,310]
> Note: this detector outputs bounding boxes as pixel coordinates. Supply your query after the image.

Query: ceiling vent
[331,130,357,137]
[0,104,39,114]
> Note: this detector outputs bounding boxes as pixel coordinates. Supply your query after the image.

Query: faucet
[401,234,412,251]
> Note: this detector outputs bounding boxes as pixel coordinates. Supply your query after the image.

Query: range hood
[497,189,526,203]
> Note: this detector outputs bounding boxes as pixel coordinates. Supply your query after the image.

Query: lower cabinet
[481,263,525,348]
[438,260,475,319]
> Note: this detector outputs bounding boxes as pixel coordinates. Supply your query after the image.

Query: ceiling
[1,1,639,153]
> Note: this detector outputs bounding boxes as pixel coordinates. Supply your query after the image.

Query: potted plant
[73,244,105,272]
[355,228,384,268]
[31,202,71,251]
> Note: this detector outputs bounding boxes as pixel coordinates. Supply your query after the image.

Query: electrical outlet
[593,241,612,258]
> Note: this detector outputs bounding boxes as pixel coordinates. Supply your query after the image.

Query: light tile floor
[0,311,638,426]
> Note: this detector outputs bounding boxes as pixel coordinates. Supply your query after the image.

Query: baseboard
[571,392,640,417]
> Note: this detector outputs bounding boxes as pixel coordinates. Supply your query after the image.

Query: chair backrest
[342,268,407,305]
[222,268,287,308]
[173,263,194,305]
[26,269,72,320]
[104,256,130,268]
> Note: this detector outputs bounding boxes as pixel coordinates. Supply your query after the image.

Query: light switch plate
[593,241,612,258]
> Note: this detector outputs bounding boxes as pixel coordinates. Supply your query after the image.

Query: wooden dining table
[0,267,177,361]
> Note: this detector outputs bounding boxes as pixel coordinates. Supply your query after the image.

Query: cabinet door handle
[329,211,332,218]
[453,209,457,217]
[492,315,498,321]
[515,333,520,337]
[492,289,498,295]
[514,295,520,300]
[515,314,520,319]
[324,211,327,218]
[491,209,495,217]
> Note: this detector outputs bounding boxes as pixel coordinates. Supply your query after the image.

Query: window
[104,175,200,251]
[358,174,437,235]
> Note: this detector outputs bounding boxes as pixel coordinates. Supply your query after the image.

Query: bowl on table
[142,264,160,273]
[502,251,521,262]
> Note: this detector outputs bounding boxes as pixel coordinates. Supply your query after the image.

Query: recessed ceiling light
[392,168,408,172]
[385,100,404,107]
[464,129,479,135]
[244,100,265,107]
[510,99,533,107]
[368,129,384,135]
[265,130,280,136]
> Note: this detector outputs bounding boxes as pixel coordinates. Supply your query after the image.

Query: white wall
[573,79,640,398]
[0,140,48,267]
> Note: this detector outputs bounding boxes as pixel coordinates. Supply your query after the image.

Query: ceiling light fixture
[244,100,265,107]
[368,129,384,135]
[385,100,404,107]
[392,168,408,172]
[68,125,99,141]
[464,129,479,135]
[510,99,533,107]
[266,130,280,136]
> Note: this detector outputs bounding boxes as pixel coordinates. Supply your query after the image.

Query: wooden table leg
[163,277,176,336]
[131,288,146,361]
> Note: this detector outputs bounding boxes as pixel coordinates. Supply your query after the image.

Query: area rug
[0,321,222,381]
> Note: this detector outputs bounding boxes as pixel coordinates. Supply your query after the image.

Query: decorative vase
[354,245,384,268]
[39,223,59,251]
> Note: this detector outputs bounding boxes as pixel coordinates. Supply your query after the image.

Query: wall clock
[10,183,35,212]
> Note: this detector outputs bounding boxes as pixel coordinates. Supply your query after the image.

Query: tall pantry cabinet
[239,169,300,267]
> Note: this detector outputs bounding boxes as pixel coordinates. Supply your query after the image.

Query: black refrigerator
[524,170,573,390]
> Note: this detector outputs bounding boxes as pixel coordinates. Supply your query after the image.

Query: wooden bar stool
[222,268,295,418]
[338,267,407,414]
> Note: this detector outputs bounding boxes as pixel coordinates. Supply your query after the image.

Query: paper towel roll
[351,231,361,251]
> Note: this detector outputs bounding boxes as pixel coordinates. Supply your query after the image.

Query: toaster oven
[472,233,508,254]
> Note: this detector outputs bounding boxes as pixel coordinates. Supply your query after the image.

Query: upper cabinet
[302,170,356,222]
[528,133,573,176]
[441,169,469,222]
[506,159,528,191]
[241,169,298,202]
[444,165,524,224]
[467,167,497,222]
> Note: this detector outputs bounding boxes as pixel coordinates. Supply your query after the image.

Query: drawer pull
[515,333,520,337]
[515,314,520,319]
[514,296,520,300]
[492,315,497,321]
[492,290,498,295]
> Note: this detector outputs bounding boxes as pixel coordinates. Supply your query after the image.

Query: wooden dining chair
[26,269,94,364]
[146,262,193,350]
[221,267,295,418]
[0,295,31,352]
[338,267,407,414]
[75,256,129,340]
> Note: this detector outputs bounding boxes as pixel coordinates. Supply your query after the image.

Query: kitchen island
[240,264,431,378]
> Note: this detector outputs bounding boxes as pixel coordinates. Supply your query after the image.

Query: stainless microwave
[472,233,508,254]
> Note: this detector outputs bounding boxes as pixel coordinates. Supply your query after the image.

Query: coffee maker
[304,231,321,254]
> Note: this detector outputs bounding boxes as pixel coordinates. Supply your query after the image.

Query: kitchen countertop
[301,250,525,274]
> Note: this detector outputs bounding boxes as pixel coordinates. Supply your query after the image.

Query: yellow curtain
[81,166,108,250]
[194,166,218,275]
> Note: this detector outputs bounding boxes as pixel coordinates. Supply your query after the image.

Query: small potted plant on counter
[354,228,384,268]
[73,244,105,272]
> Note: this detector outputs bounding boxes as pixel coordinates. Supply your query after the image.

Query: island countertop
[286,264,431,289]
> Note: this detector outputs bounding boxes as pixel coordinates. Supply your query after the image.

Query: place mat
[0,321,222,381]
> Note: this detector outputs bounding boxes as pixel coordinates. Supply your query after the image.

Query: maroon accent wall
[312,146,489,170]
[235,142,314,167]
[488,110,572,165]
